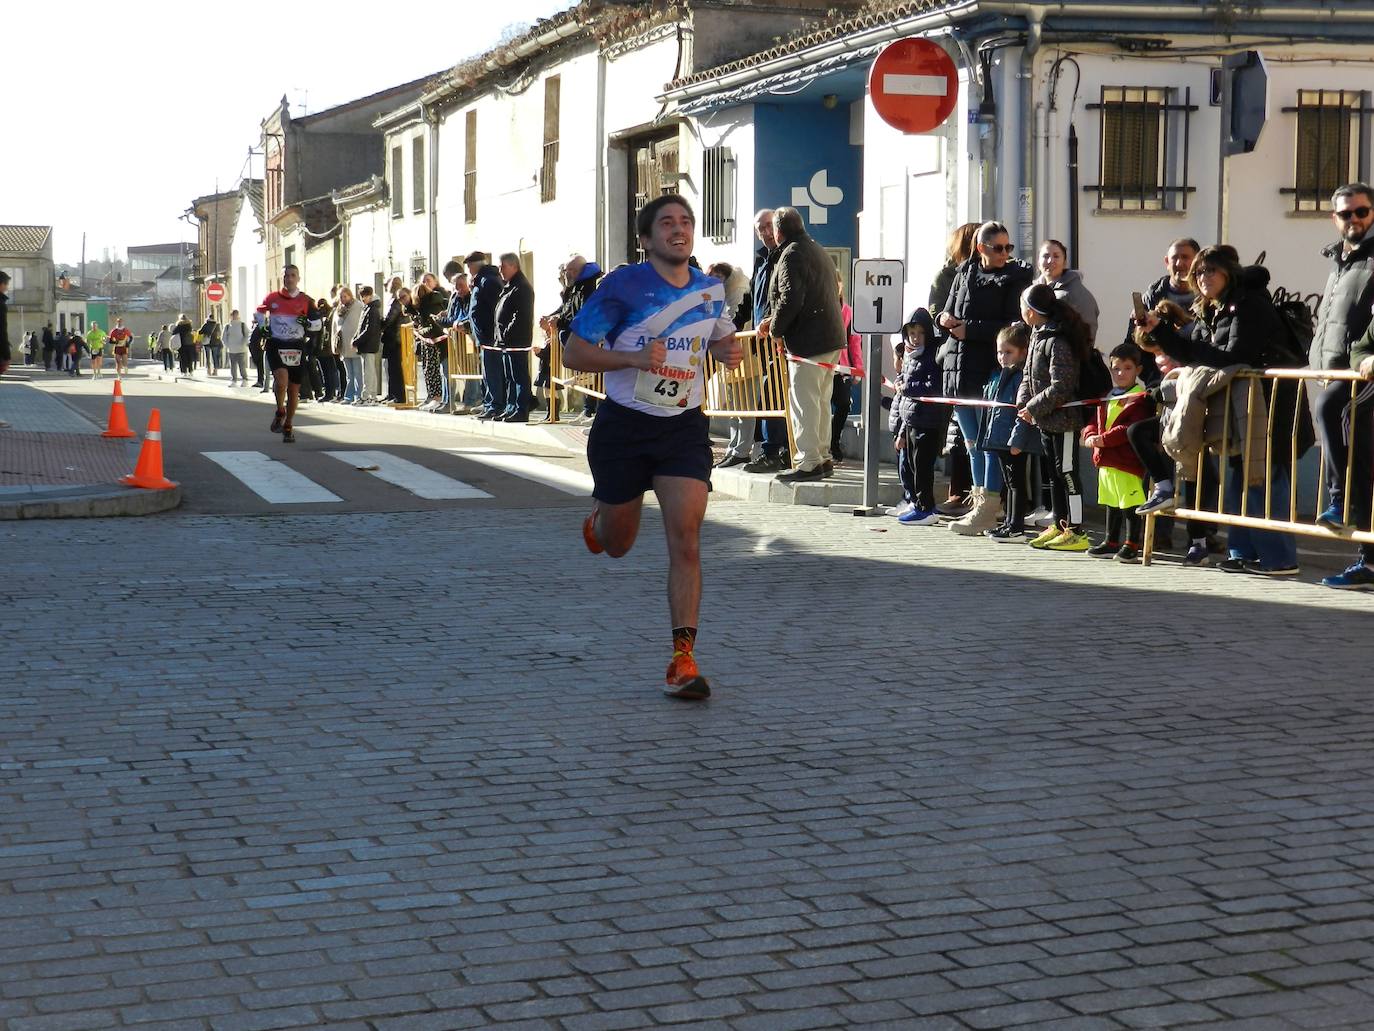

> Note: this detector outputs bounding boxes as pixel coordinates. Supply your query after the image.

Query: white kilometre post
[845,258,904,517]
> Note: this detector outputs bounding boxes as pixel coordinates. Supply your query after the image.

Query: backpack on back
[1077,347,1112,400]
[1249,251,1317,367]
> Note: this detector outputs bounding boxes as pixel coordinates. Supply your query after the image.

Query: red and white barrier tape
[914,392,1150,410]
[480,344,535,352]
[784,352,864,377]
[783,351,1149,411]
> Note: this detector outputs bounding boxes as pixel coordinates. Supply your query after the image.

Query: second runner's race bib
[277,348,302,367]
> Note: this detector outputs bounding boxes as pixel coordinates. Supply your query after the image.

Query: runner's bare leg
[273,367,288,411]
[595,495,644,558]
[653,475,708,629]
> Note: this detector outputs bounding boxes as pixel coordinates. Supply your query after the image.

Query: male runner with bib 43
[566,194,743,700]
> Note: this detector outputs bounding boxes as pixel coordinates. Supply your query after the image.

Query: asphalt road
[41,362,593,516]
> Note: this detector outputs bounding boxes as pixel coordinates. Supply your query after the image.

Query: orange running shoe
[664,650,711,700]
[582,506,604,555]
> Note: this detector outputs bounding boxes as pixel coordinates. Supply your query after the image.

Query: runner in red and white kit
[256,264,317,444]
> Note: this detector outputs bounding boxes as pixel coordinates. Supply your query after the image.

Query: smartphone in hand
[1131,292,1148,321]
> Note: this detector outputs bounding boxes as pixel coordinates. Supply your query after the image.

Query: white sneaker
[893,501,915,518]
[1027,506,1055,528]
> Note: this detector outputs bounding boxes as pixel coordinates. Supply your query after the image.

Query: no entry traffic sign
[869,38,958,135]
[205,282,226,303]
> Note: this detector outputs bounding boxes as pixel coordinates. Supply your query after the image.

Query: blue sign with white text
[753,104,861,253]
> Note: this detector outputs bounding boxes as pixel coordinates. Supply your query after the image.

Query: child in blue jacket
[890,309,950,524]
[978,322,1042,541]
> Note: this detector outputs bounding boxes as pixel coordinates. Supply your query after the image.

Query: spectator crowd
[14,183,1374,592]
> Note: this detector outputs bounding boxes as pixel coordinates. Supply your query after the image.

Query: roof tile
[0,225,53,255]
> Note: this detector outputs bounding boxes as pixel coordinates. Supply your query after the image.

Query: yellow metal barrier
[396,323,418,409]
[447,326,482,407]
[543,328,796,461]
[548,330,605,424]
[702,330,796,460]
[1142,367,1374,564]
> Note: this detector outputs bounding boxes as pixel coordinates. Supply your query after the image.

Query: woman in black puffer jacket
[1140,246,1304,575]
[936,221,1035,512]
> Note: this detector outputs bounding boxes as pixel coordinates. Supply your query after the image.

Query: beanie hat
[1023,283,1058,317]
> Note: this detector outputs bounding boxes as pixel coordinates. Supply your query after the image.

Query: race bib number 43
[634,365,694,409]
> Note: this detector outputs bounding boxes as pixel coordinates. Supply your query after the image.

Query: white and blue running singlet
[568,262,735,417]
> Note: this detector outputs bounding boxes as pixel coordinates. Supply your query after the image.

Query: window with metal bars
[1281,89,1372,212]
[540,76,560,204]
[1083,86,1196,211]
[702,145,735,243]
[390,146,404,218]
[412,137,425,214]
[464,111,478,224]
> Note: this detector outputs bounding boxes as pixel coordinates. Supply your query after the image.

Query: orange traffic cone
[102,379,136,438]
[122,409,178,490]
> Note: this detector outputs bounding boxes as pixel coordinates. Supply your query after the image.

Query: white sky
[7,0,575,266]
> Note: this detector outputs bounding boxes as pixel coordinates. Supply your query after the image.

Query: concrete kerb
[148,369,900,507]
[0,483,182,520]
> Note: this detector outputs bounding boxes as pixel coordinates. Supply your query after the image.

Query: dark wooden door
[627,131,680,263]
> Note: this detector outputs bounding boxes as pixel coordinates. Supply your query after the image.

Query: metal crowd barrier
[1142,367,1374,564]
[396,323,418,409]
[546,331,605,424]
[701,330,797,459]
[501,327,795,460]
[447,326,482,408]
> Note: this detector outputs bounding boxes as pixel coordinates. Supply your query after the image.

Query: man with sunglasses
[1312,183,1374,589]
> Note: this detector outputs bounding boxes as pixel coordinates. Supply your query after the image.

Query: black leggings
[1040,430,1083,530]
[831,374,852,455]
[996,450,1029,531]
[1105,506,1143,547]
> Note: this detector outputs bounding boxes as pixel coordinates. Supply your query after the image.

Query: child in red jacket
[1082,342,1155,562]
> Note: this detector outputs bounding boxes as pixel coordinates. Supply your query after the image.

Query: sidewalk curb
[0,484,181,520]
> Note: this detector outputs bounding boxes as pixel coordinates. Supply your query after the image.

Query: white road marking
[882,73,949,97]
[445,447,594,496]
[202,451,342,504]
[324,450,493,500]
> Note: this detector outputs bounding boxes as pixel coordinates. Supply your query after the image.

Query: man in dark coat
[494,253,535,422]
[759,205,845,482]
[41,323,55,370]
[0,272,10,385]
[465,250,505,418]
[1309,184,1374,588]
[351,286,385,403]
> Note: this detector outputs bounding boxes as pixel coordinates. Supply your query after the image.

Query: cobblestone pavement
[4,501,1374,1030]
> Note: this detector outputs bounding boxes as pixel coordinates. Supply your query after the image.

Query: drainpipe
[422,101,440,273]
[1019,8,1044,255]
[595,51,608,266]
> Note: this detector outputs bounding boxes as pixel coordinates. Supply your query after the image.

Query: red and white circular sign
[868,38,958,135]
[206,282,226,303]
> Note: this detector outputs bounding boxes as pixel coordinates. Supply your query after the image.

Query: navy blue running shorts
[586,400,713,505]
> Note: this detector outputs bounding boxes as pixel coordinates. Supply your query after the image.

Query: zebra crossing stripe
[202,451,342,504]
[444,447,594,496]
[324,451,493,500]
